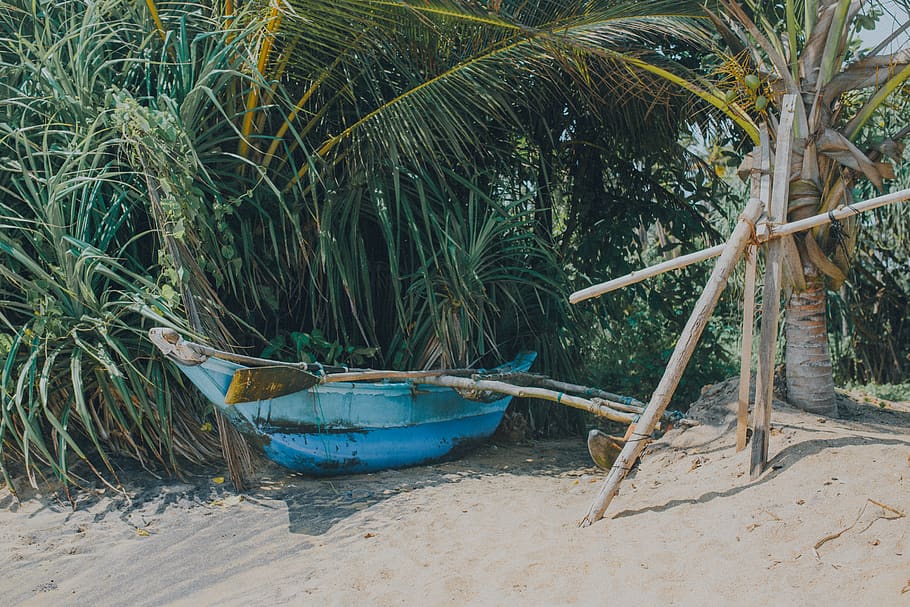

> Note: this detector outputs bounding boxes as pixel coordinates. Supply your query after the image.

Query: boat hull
[170,352,536,474]
[262,412,505,474]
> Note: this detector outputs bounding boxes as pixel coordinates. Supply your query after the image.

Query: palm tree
[622,0,910,415]
[727,1,908,415]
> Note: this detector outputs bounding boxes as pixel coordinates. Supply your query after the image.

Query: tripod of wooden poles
[572,95,910,526]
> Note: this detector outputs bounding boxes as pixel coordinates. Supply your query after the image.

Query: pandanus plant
[0,0,295,488]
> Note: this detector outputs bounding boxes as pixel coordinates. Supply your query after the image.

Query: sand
[2,381,909,606]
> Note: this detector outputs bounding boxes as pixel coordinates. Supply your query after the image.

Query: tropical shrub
[0,0,743,486]
[0,0,289,488]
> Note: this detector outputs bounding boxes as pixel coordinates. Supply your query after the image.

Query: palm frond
[276,0,713,179]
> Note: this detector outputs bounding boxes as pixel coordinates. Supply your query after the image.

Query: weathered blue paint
[169,352,536,474]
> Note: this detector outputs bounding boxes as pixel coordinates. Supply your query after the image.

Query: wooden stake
[736,244,757,451]
[579,129,770,527]
[750,95,797,479]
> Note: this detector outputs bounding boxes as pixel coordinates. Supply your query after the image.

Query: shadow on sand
[249,439,592,535]
[1,439,595,537]
[610,396,910,520]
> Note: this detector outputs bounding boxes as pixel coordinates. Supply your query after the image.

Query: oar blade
[224,366,321,404]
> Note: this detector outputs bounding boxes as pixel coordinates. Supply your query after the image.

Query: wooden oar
[224,367,482,404]
[587,429,627,470]
[587,423,641,469]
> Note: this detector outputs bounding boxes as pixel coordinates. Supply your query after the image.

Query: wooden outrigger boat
[149,328,536,474]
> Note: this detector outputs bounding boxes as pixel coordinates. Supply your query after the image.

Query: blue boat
[150,328,536,474]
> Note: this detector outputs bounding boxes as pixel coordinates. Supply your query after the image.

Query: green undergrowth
[845,383,910,404]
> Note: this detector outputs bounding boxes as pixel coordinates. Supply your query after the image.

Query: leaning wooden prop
[572,97,910,526]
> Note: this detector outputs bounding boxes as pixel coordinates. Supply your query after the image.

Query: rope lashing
[737,212,761,247]
[827,209,853,260]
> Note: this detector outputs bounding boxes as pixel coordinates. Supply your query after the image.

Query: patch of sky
[860,1,909,51]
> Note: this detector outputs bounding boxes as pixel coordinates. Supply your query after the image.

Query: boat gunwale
[193,351,538,398]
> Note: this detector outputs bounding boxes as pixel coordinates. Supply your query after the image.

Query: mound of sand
[2,381,909,605]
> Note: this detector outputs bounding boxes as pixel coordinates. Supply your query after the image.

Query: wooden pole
[750,95,797,479]
[736,134,773,452]
[569,186,910,302]
[765,186,910,238]
[570,244,725,304]
[322,369,473,383]
[579,128,770,527]
[416,376,638,424]
[493,375,700,426]
[735,244,758,451]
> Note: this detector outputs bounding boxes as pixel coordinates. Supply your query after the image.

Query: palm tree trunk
[784,267,837,416]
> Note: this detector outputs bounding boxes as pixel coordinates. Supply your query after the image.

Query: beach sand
[2,380,909,606]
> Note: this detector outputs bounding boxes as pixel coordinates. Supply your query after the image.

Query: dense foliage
[0,0,238,487]
[1,0,904,490]
[0,0,727,487]
[830,97,910,385]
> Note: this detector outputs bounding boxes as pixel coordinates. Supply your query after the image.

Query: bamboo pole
[750,95,797,479]
[764,186,910,238]
[510,376,647,408]
[737,140,772,451]
[570,187,910,302]
[570,244,725,304]
[579,129,770,527]
[507,375,699,425]
[416,376,638,424]
[736,244,758,451]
